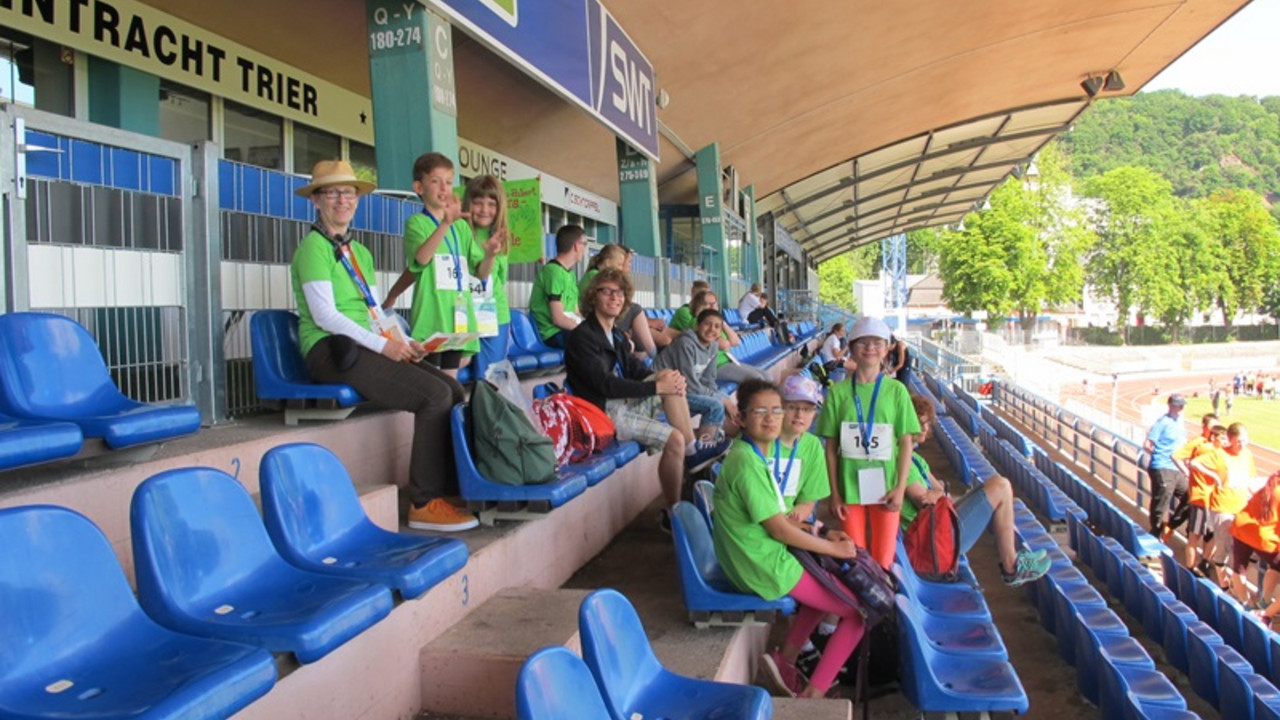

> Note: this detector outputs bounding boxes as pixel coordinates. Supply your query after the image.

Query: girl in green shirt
[463,175,511,379]
[713,378,865,698]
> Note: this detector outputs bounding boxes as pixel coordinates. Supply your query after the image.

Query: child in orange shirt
[1196,423,1256,587]
[1179,424,1227,570]
[1230,471,1280,618]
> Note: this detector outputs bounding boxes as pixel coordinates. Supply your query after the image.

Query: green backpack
[470,380,557,486]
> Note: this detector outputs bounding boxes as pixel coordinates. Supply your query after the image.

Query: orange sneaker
[408,498,479,532]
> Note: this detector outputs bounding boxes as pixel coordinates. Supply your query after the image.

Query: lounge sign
[0,0,375,143]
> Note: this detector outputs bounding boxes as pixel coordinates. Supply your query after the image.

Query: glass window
[0,33,73,116]
[293,123,340,174]
[349,142,378,185]
[224,100,282,169]
[158,81,209,145]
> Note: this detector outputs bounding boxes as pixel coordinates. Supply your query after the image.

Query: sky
[1142,0,1280,97]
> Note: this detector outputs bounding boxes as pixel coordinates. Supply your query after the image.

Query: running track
[1068,371,1279,475]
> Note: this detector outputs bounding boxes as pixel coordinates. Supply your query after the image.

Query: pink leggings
[786,571,868,692]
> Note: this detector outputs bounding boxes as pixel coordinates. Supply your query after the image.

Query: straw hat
[295,159,377,197]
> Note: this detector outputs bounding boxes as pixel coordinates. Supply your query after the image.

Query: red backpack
[532,393,617,467]
[903,495,960,582]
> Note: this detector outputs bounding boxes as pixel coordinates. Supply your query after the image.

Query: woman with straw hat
[289,159,478,532]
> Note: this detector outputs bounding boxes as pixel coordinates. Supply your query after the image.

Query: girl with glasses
[713,378,863,699]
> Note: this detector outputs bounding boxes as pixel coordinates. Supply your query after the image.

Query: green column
[366,1,459,191]
[616,139,660,256]
[744,184,761,284]
[695,143,729,301]
[87,57,159,136]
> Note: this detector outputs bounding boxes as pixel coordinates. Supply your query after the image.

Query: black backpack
[470,380,557,486]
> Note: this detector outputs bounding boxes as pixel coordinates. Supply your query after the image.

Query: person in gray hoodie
[656,308,740,440]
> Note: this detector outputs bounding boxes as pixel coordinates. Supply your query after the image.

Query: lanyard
[336,245,379,314]
[423,208,463,292]
[750,439,798,494]
[853,373,884,456]
[911,454,927,479]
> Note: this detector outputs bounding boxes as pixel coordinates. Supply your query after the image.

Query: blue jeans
[685,393,726,426]
[955,484,995,554]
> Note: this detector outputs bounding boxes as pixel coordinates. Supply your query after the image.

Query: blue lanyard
[750,439,799,494]
[853,374,884,456]
[335,246,378,311]
[423,208,463,292]
[911,454,927,479]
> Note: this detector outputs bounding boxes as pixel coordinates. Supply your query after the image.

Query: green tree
[816,246,878,313]
[1198,188,1280,326]
[935,146,1088,342]
[1080,166,1189,340]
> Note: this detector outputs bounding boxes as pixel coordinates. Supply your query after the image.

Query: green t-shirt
[530,260,579,341]
[404,211,484,354]
[578,267,599,299]
[473,227,510,325]
[669,305,694,332]
[815,375,921,504]
[898,452,934,528]
[291,229,377,357]
[713,436,829,601]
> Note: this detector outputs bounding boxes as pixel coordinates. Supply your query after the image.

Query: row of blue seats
[1159,552,1280,710]
[1073,512,1280,720]
[0,312,201,472]
[251,309,565,423]
[936,381,986,437]
[0,442,466,720]
[935,415,997,488]
[1034,445,1166,559]
[1013,502,1198,720]
[981,403,1035,457]
[891,542,1029,714]
[954,382,983,415]
[515,589,771,720]
[644,306,760,332]
[906,372,946,416]
[981,432,1078,524]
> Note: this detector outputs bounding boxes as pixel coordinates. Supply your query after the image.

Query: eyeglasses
[783,404,817,414]
[319,188,359,201]
[852,338,887,349]
[747,407,785,418]
[596,287,624,298]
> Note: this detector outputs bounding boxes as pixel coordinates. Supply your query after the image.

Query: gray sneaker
[1002,550,1052,587]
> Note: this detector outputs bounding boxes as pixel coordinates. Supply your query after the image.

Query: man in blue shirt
[1144,393,1188,535]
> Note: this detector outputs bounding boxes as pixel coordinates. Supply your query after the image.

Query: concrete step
[420,587,590,719]
[774,697,854,719]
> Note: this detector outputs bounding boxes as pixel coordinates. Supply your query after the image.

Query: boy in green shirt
[529,225,587,348]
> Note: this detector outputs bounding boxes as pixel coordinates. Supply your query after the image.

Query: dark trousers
[307,336,466,506]
[1148,467,1189,533]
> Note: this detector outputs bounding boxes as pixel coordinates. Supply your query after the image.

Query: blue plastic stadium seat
[1188,628,1252,706]
[1140,579,1178,643]
[691,480,715,529]
[597,439,642,469]
[0,411,83,471]
[579,589,772,719]
[895,592,1009,659]
[1161,600,1207,675]
[516,646,615,720]
[1243,612,1273,679]
[895,596,1029,714]
[131,468,393,663]
[0,312,201,449]
[1072,609,1156,704]
[259,443,468,599]
[451,404,588,511]
[250,310,363,407]
[670,502,794,625]
[1220,664,1280,720]
[0,505,277,720]
[510,310,564,371]
[1100,660,1187,720]
[574,453,619,486]
[1218,592,1249,653]
[893,560,993,620]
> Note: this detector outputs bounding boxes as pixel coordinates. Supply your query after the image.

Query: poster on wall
[504,178,543,264]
